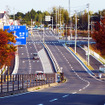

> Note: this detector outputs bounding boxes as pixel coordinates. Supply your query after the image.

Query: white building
[0,11,9,29]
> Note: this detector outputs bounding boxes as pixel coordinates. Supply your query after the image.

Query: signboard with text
[45,16,51,21]
[4,25,28,45]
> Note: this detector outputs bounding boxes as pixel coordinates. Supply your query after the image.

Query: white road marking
[22,61,25,63]
[72,92,77,94]
[79,89,82,91]
[62,94,69,98]
[37,104,43,105]
[52,43,91,93]
[49,98,58,102]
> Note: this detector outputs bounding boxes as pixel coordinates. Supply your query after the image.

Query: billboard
[4,25,28,45]
[45,16,51,21]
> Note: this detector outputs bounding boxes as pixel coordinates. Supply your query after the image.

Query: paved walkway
[38,48,53,73]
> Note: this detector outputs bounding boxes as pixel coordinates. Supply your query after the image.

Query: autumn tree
[0,29,17,70]
[91,16,105,55]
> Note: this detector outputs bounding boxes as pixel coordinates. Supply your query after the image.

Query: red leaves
[0,29,17,69]
[91,16,105,55]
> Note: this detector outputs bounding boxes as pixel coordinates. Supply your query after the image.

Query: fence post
[1,75,3,93]
[12,75,14,92]
[7,75,9,92]
[18,75,19,90]
[22,75,24,89]
[55,73,57,83]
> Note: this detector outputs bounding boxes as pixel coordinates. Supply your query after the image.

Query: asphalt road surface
[1,29,105,105]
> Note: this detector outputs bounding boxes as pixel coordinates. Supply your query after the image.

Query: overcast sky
[0,0,104,14]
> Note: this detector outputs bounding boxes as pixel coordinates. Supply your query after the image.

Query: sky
[0,0,105,14]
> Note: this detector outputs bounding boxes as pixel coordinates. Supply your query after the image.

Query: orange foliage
[91,16,105,55]
[0,29,17,69]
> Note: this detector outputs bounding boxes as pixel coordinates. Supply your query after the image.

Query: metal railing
[0,73,57,94]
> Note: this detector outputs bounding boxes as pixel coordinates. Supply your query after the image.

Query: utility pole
[56,8,57,35]
[31,19,33,35]
[75,11,77,54]
[60,6,62,36]
[69,0,72,40]
[66,25,67,43]
[52,16,53,30]
[43,28,44,43]
[87,3,90,66]
[13,8,15,25]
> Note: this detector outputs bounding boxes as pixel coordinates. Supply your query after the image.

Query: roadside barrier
[0,73,56,94]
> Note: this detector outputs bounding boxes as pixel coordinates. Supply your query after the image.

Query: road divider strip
[43,43,61,73]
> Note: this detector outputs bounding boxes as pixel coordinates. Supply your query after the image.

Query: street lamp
[75,10,77,54]
[69,0,72,40]
[87,3,90,66]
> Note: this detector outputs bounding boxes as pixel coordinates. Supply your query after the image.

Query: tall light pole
[87,3,90,66]
[31,19,33,36]
[60,6,62,36]
[75,10,77,54]
[52,16,53,30]
[69,0,72,40]
[56,8,57,35]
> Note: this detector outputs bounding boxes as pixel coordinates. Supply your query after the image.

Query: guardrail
[0,73,64,95]
[0,74,56,94]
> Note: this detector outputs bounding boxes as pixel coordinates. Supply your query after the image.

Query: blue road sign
[4,25,28,45]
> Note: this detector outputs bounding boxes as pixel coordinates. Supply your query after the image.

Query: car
[33,53,39,60]
[35,71,46,81]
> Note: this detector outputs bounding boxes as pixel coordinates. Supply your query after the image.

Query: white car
[35,71,46,81]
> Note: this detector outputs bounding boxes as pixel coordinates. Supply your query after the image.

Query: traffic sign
[4,25,28,45]
[45,16,51,21]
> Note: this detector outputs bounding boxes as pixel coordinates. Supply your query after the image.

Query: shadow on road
[0,91,105,105]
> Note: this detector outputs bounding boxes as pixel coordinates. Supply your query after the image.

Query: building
[0,11,9,29]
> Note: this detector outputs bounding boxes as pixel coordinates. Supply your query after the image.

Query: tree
[0,29,17,70]
[91,16,105,55]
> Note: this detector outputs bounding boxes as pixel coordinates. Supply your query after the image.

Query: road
[1,29,105,105]
[17,29,47,74]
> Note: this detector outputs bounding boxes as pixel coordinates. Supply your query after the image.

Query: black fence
[0,73,64,94]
